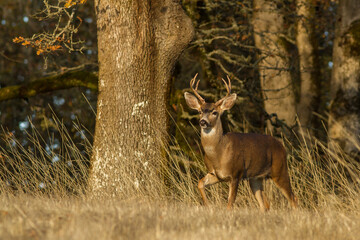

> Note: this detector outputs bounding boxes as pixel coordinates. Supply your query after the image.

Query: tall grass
[0,116,90,196]
[0,115,359,212]
[1,116,360,239]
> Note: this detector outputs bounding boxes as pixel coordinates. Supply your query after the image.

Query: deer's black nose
[199,119,208,127]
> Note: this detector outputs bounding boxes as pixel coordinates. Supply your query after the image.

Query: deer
[184,74,298,212]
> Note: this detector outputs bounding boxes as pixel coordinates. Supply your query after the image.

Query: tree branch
[0,67,98,102]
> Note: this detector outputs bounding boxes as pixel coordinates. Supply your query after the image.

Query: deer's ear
[218,93,237,111]
[184,92,202,111]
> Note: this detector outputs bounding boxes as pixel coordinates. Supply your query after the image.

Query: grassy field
[0,119,359,239]
[0,195,359,240]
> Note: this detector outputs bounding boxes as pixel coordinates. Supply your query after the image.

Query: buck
[184,74,298,211]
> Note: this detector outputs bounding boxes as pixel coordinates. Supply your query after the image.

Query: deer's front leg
[198,172,219,206]
[227,178,239,209]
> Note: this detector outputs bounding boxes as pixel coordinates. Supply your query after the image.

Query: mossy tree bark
[253,0,297,133]
[329,0,360,156]
[88,0,194,196]
[0,72,97,102]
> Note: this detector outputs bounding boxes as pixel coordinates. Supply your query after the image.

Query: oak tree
[88,0,194,196]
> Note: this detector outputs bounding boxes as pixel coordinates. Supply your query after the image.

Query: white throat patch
[201,127,216,137]
[201,128,217,157]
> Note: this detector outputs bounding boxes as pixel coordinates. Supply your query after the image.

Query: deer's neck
[201,120,223,157]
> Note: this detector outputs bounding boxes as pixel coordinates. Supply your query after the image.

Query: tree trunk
[296,0,317,135]
[88,0,194,197]
[329,0,360,156]
[253,0,297,133]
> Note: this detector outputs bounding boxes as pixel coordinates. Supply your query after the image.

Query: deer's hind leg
[271,164,298,208]
[271,173,298,209]
[249,178,270,212]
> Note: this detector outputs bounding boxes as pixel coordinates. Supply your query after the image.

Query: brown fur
[184,77,297,211]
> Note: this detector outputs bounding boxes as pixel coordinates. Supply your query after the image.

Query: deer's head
[184,74,237,131]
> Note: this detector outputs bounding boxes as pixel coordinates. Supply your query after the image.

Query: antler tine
[190,73,205,104]
[190,73,197,88]
[221,76,232,97]
[226,75,232,92]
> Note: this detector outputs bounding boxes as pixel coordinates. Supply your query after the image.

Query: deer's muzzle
[199,119,210,128]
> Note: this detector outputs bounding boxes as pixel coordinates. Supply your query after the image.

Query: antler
[221,75,232,97]
[215,75,232,106]
[190,73,205,104]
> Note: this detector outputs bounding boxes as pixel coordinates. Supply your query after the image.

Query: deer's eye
[212,111,218,116]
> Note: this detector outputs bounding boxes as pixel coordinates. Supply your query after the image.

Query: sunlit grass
[0,116,359,239]
[0,117,90,196]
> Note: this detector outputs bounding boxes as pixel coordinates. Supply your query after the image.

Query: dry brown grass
[0,196,359,240]
[0,118,359,239]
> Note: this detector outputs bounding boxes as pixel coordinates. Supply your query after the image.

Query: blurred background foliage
[0,0,339,189]
[0,0,97,155]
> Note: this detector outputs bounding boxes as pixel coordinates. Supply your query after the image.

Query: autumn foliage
[65,0,87,8]
[13,36,62,55]
[12,0,87,56]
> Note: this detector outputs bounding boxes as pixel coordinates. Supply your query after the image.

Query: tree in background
[329,0,360,157]
[296,0,317,136]
[296,0,333,141]
[252,0,297,134]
